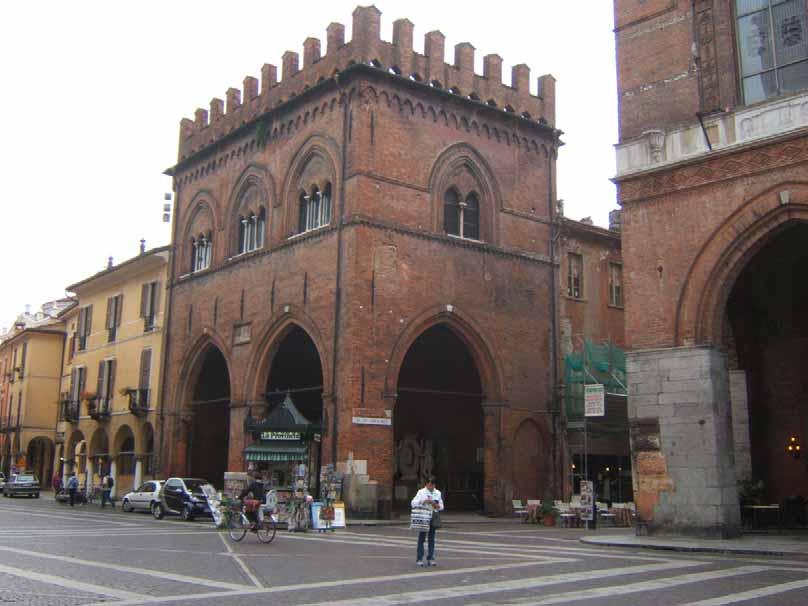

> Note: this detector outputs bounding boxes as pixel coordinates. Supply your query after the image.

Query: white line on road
[0,545,250,591]
[679,577,808,605]
[80,558,574,606]
[0,562,146,601]
[473,565,770,605]
[0,505,143,526]
[217,530,264,588]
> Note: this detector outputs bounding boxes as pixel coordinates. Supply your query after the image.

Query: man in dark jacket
[239,473,265,528]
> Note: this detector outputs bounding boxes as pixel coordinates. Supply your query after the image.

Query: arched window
[235,184,265,255]
[443,189,480,241]
[191,232,212,272]
[298,182,332,234]
[443,188,461,236]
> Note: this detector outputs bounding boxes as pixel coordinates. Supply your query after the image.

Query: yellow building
[0,301,74,486]
[58,245,169,498]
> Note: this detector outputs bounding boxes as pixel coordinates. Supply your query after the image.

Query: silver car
[121,480,164,513]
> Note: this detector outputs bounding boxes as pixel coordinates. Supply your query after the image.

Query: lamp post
[787,436,801,459]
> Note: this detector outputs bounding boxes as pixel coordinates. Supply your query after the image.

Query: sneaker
[416,560,426,567]
[428,560,437,567]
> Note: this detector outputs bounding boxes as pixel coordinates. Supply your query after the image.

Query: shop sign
[584,384,605,417]
[352,416,392,426]
[260,431,301,441]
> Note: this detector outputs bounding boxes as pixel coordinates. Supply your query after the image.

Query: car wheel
[122,499,133,513]
[181,505,195,522]
[34,493,39,499]
[151,502,164,520]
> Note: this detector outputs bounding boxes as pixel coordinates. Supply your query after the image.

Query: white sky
[0,1,618,328]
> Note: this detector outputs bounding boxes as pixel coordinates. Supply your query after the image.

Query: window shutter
[79,367,86,395]
[152,281,161,317]
[85,305,93,337]
[77,308,86,337]
[140,283,149,318]
[97,361,105,399]
[108,359,116,401]
[70,368,77,401]
[20,342,27,376]
[115,295,123,327]
[68,335,75,361]
[139,349,152,390]
[106,297,113,330]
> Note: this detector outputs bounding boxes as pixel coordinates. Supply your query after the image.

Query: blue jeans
[416,526,436,562]
[101,489,113,508]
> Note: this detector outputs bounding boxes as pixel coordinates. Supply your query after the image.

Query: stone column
[110,459,118,499]
[85,458,94,496]
[627,346,740,537]
[729,370,752,481]
[134,456,144,489]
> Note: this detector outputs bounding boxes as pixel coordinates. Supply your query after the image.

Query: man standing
[411,476,444,567]
[100,472,114,509]
[67,473,79,507]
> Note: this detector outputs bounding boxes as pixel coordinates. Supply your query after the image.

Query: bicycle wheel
[228,513,247,542]
[256,518,277,544]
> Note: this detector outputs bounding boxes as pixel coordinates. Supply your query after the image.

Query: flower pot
[542,514,557,527]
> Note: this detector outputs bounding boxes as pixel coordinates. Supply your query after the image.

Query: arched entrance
[26,437,54,488]
[188,345,231,487]
[89,429,110,488]
[64,431,86,482]
[264,326,324,488]
[142,423,155,478]
[725,221,808,507]
[393,324,484,511]
[113,425,136,495]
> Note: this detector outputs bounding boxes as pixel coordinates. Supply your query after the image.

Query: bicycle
[227,500,277,544]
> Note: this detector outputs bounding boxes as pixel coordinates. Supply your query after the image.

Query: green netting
[564,339,626,420]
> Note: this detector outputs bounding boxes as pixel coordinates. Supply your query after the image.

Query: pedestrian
[100,473,114,509]
[67,473,79,507]
[411,475,444,567]
[52,471,61,493]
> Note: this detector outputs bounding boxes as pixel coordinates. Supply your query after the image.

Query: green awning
[243,442,307,462]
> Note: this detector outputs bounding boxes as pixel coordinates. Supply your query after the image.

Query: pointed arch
[383,305,505,404]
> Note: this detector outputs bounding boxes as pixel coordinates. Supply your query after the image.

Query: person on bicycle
[239,472,265,529]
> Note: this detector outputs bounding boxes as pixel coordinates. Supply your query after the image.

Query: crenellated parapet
[177,5,556,163]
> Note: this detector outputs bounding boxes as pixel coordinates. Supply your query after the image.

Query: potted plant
[540,502,559,526]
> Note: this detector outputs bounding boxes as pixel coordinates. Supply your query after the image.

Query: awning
[243,443,307,462]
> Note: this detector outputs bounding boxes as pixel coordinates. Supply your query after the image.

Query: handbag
[410,506,433,531]
[430,510,442,529]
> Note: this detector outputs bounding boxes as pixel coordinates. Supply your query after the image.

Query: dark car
[153,477,212,521]
[2,473,40,498]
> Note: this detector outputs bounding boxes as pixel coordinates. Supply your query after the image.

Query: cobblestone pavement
[3,497,808,605]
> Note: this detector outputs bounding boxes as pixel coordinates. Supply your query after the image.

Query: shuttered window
[77,305,93,350]
[140,281,161,331]
[138,348,152,407]
[105,294,123,342]
[568,253,584,299]
[96,359,116,411]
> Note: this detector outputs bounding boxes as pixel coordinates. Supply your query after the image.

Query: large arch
[393,322,488,511]
[113,424,136,495]
[675,184,808,346]
[384,305,505,404]
[25,436,54,488]
[226,163,275,255]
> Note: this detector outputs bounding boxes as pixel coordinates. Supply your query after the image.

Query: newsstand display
[243,392,321,530]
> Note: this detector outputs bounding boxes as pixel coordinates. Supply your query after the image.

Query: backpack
[68,477,78,489]
[107,476,114,489]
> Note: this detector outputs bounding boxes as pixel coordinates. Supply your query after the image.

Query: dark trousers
[101,489,113,508]
[416,526,436,562]
[68,488,76,507]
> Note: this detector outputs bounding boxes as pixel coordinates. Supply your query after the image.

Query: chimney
[107,257,114,269]
[484,54,503,84]
[140,239,146,254]
[261,64,278,95]
[609,209,623,233]
[303,37,321,67]
[282,51,300,81]
[327,22,346,55]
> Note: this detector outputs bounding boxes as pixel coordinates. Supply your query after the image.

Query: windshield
[184,479,208,491]
[16,475,35,482]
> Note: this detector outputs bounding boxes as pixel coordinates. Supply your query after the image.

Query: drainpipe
[330,75,350,466]
[547,135,561,499]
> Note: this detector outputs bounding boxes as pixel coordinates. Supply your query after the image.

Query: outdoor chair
[512,499,528,522]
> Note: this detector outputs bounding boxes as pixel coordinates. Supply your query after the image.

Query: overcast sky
[0,1,618,328]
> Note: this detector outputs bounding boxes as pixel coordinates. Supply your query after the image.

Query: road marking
[81,558,574,606]
[0,506,143,526]
[218,530,264,588]
[0,545,249,591]
[0,562,146,600]
[680,577,808,605]
[473,565,770,605]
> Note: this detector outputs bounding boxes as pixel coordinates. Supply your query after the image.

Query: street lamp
[786,436,801,459]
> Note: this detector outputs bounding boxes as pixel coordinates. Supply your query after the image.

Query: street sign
[584,384,605,417]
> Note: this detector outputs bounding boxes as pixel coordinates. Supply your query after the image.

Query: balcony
[62,401,80,424]
[127,389,150,417]
[87,398,111,422]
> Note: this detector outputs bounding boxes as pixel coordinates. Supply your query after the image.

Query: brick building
[160,6,563,515]
[614,1,808,535]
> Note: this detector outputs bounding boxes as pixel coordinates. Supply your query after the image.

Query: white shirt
[411,487,444,511]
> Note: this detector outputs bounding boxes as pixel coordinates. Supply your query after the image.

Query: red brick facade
[615,0,808,533]
[160,7,562,514]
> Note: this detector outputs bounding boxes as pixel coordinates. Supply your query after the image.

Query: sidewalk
[581,530,808,556]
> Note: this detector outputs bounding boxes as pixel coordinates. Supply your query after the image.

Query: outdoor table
[744,504,781,530]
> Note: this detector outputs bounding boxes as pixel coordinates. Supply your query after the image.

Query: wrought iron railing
[128,389,150,416]
[88,397,111,421]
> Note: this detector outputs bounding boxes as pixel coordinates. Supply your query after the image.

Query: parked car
[2,473,40,498]
[0,472,5,490]
[153,477,212,521]
[121,480,164,513]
